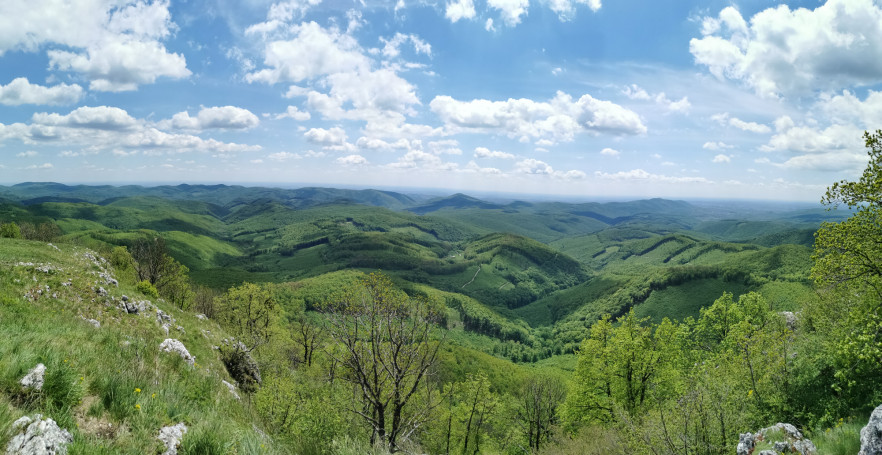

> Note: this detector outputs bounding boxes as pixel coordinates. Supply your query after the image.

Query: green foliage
[216,282,277,352]
[0,222,21,239]
[155,255,194,310]
[136,280,159,299]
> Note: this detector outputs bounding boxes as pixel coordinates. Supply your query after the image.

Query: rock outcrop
[220,339,261,393]
[5,414,73,455]
[19,364,46,391]
[157,423,188,455]
[860,404,882,455]
[736,423,816,455]
[159,339,195,366]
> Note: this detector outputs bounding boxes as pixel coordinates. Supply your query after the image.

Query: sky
[1,0,881,201]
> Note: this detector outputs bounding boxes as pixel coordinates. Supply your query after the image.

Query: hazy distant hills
[0,182,850,356]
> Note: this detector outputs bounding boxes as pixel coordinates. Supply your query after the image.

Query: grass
[812,421,863,455]
[0,238,275,454]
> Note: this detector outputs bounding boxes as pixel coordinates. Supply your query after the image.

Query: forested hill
[0,180,874,454]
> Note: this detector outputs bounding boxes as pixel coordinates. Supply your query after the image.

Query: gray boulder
[736,423,816,455]
[860,404,882,455]
[5,414,73,455]
[157,423,188,455]
[20,364,46,391]
[159,339,195,366]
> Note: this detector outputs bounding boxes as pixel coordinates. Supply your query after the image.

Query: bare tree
[518,377,565,452]
[322,272,444,452]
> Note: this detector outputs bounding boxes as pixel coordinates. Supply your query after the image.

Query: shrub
[136,280,159,299]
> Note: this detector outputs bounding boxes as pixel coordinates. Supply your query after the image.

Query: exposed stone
[20,364,46,391]
[82,317,100,328]
[5,414,73,455]
[95,286,107,297]
[780,311,798,330]
[157,423,188,455]
[195,314,207,320]
[220,340,261,393]
[737,423,816,455]
[860,404,882,455]
[159,339,195,366]
[222,380,241,400]
[121,295,128,302]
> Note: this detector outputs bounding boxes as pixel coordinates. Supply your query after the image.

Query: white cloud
[336,154,368,166]
[356,137,410,150]
[0,0,190,91]
[516,158,553,175]
[819,90,882,128]
[16,151,37,157]
[474,147,515,159]
[758,117,866,172]
[430,91,646,143]
[0,78,83,106]
[275,105,311,121]
[380,33,431,58]
[485,18,496,32]
[549,0,601,21]
[691,1,882,97]
[267,151,301,161]
[488,0,529,26]
[304,127,347,146]
[702,141,732,150]
[464,160,502,174]
[712,154,732,163]
[388,150,457,170]
[655,93,691,113]
[168,106,260,130]
[33,106,138,130]
[1,106,260,155]
[250,159,264,164]
[711,112,770,133]
[557,169,587,180]
[622,84,651,100]
[446,0,476,22]
[600,147,619,156]
[25,163,53,170]
[595,169,712,184]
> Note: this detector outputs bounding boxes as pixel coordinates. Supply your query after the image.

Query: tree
[321,272,443,452]
[155,255,193,310]
[130,236,168,284]
[291,313,322,368]
[217,282,276,353]
[518,376,565,452]
[811,129,882,407]
[0,222,21,239]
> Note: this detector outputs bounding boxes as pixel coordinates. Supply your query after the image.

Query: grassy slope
[0,239,280,454]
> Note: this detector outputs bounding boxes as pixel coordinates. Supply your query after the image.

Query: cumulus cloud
[516,158,553,174]
[16,151,37,157]
[304,127,347,146]
[464,160,502,174]
[446,0,476,22]
[380,33,431,58]
[600,147,620,156]
[712,154,732,163]
[819,90,882,128]
[430,91,646,144]
[168,106,260,130]
[356,137,410,150]
[488,0,530,26]
[336,154,368,166]
[0,106,260,155]
[275,105,311,121]
[549,0,601,21]
[475,147,515,159]
[757,116,866,171]
[0,0,190,91]
[691,1,882,97]
[711,112,770,133]
[595,169,712,184]
[0,78,83,106]
[702,141,732,150]
[25,163,53,169]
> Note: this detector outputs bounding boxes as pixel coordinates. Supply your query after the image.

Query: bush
[136,280,159,299]
[0,222,21,239]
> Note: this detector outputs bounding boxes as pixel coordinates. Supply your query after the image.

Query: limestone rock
[5,414,73,455]
[20,364,46,391]
[157,423,188,455]
[159,339,195,366]
[860,404,882,455]
[736,423,816,455]
[222,379,241,400]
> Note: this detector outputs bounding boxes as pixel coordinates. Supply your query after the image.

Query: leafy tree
[217,282,276,353]
[563,309,681,428]
[321,272,443,452]
[811,129,882,410]
[130,235,167,284]
[156,255,194,310]
[442,373,499,455]
[291,313,322,368]
[109,246,137,284]
[0,222,21,239]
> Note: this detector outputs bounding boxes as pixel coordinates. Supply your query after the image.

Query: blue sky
[1,0,881,201]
